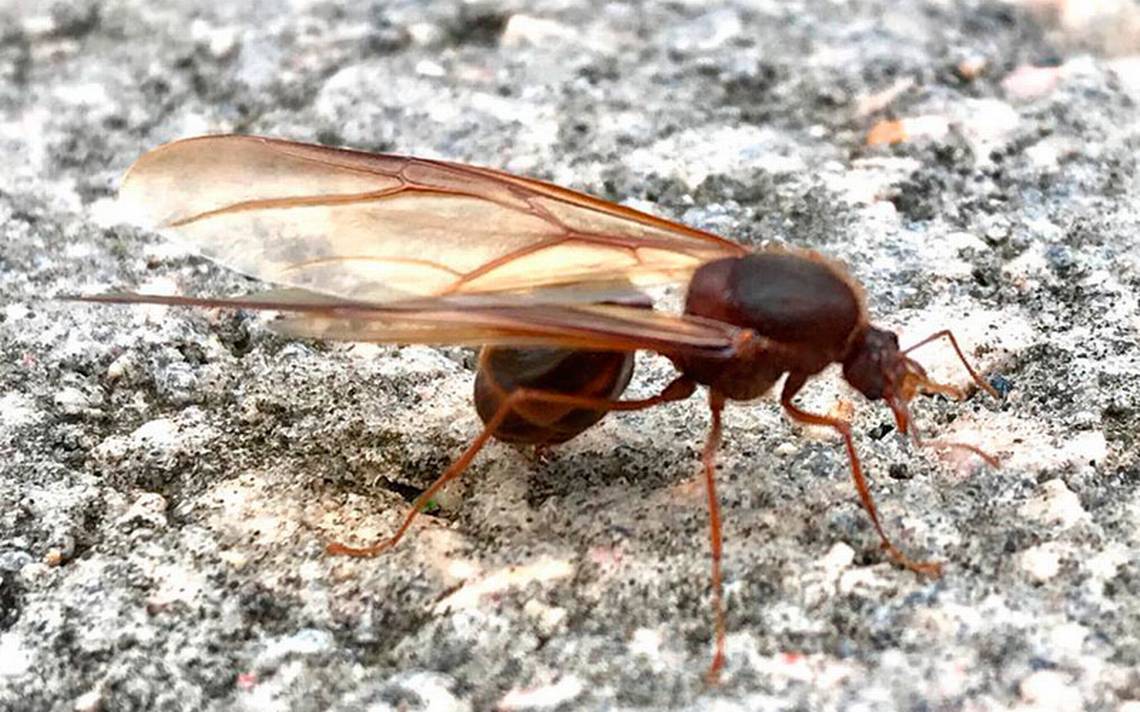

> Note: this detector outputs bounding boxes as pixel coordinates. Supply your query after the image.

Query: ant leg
[780,376,942,577]
[702,391,727,686]
[903,329,1000,399]
[328,376,696,557]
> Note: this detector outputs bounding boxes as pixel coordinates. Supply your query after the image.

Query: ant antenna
[903,330,1000,399]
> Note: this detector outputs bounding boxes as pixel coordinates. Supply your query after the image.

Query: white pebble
[1019,479,1088,529]
[1019,543,1065,582]
[1018,670,1080,711]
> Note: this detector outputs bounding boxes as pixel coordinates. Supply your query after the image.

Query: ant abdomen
[474,346,635,445]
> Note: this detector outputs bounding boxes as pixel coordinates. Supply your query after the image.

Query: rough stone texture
[1,1,1138,710]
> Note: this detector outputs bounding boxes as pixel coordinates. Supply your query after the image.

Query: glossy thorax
[679,251,883,400]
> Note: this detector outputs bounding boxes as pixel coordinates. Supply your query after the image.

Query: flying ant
[80,135,1000,682]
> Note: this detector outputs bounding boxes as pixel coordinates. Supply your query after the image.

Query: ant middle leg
[701,391,728,685]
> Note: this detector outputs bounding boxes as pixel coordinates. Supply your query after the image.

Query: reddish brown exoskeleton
[80,136,1000,682]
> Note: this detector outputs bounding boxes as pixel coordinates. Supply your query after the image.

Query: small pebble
[888,463,911,480]
[988,374,1013,397]
[53,387,98,416]
[1018,670,1081,710]
[1020,543,1064,583]
[501,15,579,48]
[73,687,103,712]
[523,600,568,638]
[867,423,894,440]
[499,675,585,710]
[1020,479,1088,529]
[1002,64,1061,101]
[115,492,169,530]
[956,55,987,80]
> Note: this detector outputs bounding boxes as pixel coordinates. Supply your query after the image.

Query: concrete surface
[1,0,1138,710]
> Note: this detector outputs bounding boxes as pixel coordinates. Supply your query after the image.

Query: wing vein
[122,135,749,303]
[278,255,464,278]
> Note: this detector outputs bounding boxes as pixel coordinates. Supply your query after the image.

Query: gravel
[1,1,1138,710]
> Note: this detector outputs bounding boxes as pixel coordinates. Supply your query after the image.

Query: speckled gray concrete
[1,1,1139,710]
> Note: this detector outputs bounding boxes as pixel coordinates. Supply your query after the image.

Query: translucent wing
[119,135,748,303]
[74,291,742,360]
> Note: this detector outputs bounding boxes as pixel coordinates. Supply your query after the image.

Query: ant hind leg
[327,377,696,558]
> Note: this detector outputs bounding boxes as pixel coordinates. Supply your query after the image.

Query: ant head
[842,326,964,436]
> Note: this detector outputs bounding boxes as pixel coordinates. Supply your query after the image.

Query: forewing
[119,135,746,303]
[74,291,740,360]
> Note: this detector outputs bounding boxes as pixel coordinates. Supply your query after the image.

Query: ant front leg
[779,375,942,577]
[327,376,696,558]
